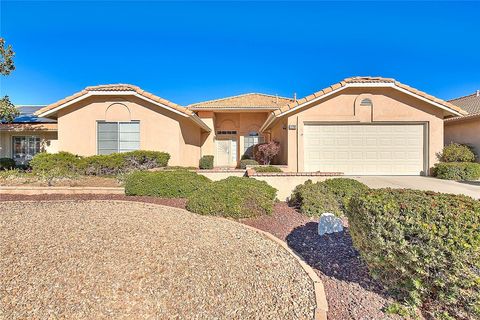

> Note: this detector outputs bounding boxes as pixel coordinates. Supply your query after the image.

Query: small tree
[0,95,19,123]
[255,141,280,165]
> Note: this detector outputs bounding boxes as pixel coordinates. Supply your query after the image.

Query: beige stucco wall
[445,118,480,158]
[268,87,445,174]
[56,95,202,167]
[199,111,269,165]
[0,129,58,158]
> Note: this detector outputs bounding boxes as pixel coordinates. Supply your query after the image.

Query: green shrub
[125,170,210,198]
[438,143,476,162]
[323,178,370,211]
[433,162,480,180]
[186,176,277,218]
[30,152,81,174]
[240,154,251,160]
[0,157,15,170]
[348,189,480,319]
[252,166,283,173]
[289,180,342,217]
[239,159,259,169]
[199,155,214,169]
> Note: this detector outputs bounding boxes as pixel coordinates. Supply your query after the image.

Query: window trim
[96,120,140,155]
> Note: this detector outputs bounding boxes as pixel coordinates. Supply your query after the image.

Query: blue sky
[1,1,479,106]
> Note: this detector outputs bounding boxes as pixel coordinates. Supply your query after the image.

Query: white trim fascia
[38,92,94,117]
[190,114,212,132]
[131,93,189,118]
[272,82,462,121]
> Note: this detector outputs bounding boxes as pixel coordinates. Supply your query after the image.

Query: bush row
[289,178,369,216]
[29,151,170,176]
[434,162,480,180]
[348,188,480,319]
[0,157,15,170]
[124,170,277,218]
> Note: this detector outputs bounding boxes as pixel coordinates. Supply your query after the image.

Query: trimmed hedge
[252,166,283,173]
[29,151,81,174]
[348,189,480,319]
[433,162,480,180]
[199,155,214,169]
[289,180,342,217]
[186,176,277,218]
[239,159,259,169]
[125,170,211,198]
[0,158,15,170]
[30,151,170,176]
[323,178,370,211]
[438,143,476,162]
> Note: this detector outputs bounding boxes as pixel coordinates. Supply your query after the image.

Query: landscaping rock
[318,213,343,235]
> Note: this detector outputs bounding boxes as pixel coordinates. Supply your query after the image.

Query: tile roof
[35,84,195,117]
[449,92,480,115]
[273,76,467,117]
[188,93,293,110]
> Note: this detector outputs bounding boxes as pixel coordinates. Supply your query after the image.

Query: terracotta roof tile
[276,76,467,116]
[187,93,293,110]
[445,92,480,123]
[35,84,194,117]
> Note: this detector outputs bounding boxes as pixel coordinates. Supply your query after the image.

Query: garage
[303,124,426,175]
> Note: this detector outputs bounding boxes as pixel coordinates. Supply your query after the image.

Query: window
[12,136,41,165]
[97,121,140,155]
[360,98,373,107]
[243,132,264,157]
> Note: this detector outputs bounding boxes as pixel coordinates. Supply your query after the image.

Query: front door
[215,139,237,167]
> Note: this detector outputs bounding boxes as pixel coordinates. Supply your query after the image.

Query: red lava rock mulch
[0,194,400,320]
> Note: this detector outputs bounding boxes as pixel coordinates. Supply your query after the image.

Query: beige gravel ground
[0,200,315,320]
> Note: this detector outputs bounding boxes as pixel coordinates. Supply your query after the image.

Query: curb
[0,186,125,195]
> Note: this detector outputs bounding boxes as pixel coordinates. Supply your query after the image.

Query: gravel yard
[0,200,316,319]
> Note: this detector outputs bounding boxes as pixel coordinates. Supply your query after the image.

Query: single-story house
[444,91,480,156]
[0,77,466,175]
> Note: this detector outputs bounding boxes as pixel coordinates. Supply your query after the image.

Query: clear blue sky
[1,1,479,106]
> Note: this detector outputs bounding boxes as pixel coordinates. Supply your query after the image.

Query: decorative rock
[318,213,344,235]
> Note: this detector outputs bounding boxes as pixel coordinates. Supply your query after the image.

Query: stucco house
[445,91,480,156]
[0,76,466,175]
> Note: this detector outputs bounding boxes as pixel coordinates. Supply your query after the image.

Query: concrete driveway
[253,175,480,201]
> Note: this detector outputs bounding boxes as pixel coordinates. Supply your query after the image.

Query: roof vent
[360,98,373,107]
[477,90,479,97]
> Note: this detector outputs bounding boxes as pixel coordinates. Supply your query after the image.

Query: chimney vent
[477,90,479,97]
[293,92,297,102]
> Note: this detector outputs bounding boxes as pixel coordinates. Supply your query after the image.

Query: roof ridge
[85,83,139,91]
[188,92,293,107]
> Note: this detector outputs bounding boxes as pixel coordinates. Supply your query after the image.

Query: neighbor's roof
[14,106,57,123]
[445,92,480,123]
[260,76,467,131]
[35,84,210,131]
[188,93,293,110]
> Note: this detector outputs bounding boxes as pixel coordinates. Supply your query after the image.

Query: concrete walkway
[253,175,480,200]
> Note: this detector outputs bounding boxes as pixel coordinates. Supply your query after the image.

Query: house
[444,91,480,156]
[0,77,466,175]
[0,106,58,165]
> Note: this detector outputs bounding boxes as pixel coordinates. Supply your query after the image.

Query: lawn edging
[218,217,329,320]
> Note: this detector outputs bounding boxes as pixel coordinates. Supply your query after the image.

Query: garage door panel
[304,124,425,175]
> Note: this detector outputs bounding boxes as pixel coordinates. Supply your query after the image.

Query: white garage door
[304,124,425,175]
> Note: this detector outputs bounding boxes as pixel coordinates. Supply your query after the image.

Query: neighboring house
[445,91,480,156]
[0,77,466,175]
[0,106,58,165]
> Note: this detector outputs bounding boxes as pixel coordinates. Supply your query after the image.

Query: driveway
[253,175,480,200]
[0,201,315,319]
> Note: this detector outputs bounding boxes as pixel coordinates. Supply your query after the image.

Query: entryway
[215,138,237,167]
